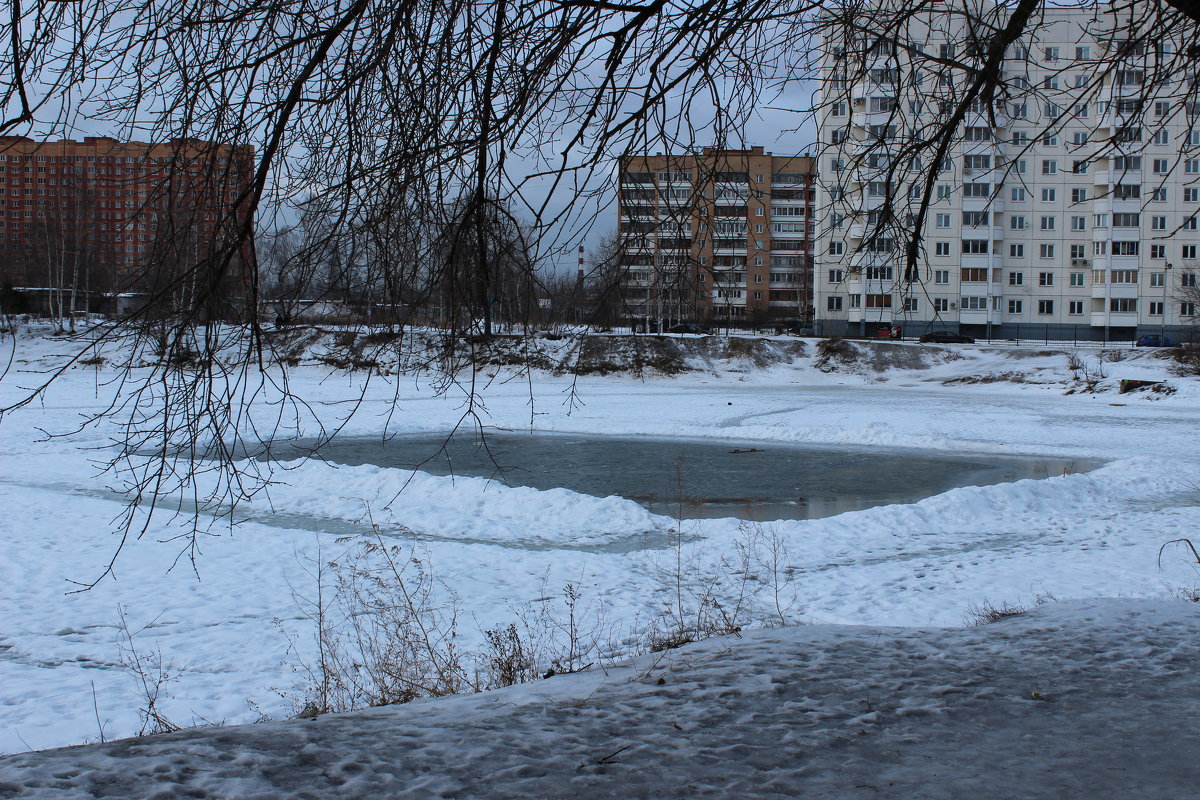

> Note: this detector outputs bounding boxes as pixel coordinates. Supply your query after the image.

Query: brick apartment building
[617,147,816,328]
[0,135,255,315]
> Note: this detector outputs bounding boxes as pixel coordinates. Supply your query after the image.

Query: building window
[1070,272,1085,286]
[961,267,988,282]
[827,296,843,311]
[1010,216,1026,230]
[934,269,949,284]
[1150,301,1164,316]
[1008,299,1023,314]
[1071,188,1087,203]
[934,298,950,312]
[1009,272,1024,285]
[1037,300,1054,315]
[829,268,844,283]
[935,241,950,256]
[1010,243,1025,258]
[1110,298,1137,313]
[1068,301,1084,315]
[1183,302,1197,317]
[829,241,844,255]
[1071,216,1086,231]
[1040,244,1054,258]
[936,213,951,228]
[1042,160,1057,175]
[1151,245,1166,259]
[1011,187,1026,202]
[865,294,892,308]
[1181,272,1197,287]
[1041,188,1056,202]
[1185,246,1198,260]
[904,297,918,312]
[960,296,989,310]
[1040,216,1056,230]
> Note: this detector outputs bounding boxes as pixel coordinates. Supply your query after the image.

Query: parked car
[919,330,976,344]
[667,323,708,334]
[1135,334,1181,347]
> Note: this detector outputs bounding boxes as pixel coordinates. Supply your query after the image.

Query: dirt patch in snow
[815,338,955,374]
[257,328,808,378]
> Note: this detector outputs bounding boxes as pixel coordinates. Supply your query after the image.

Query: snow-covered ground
[1,327,1199,794]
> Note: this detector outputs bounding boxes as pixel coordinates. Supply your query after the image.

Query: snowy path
[1,600,1197,799]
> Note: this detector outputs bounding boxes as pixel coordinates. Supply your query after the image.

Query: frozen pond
[265,431,1096,521]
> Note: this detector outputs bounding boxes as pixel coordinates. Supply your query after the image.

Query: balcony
[961,196,1003,213]
[1094,168,1141,186]
[960,253,996,269]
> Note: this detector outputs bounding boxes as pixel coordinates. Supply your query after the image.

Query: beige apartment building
[814,2,1200,341]
[617,147,816,328]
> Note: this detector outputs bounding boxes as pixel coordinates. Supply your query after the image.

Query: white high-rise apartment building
[814,2,1200,340]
